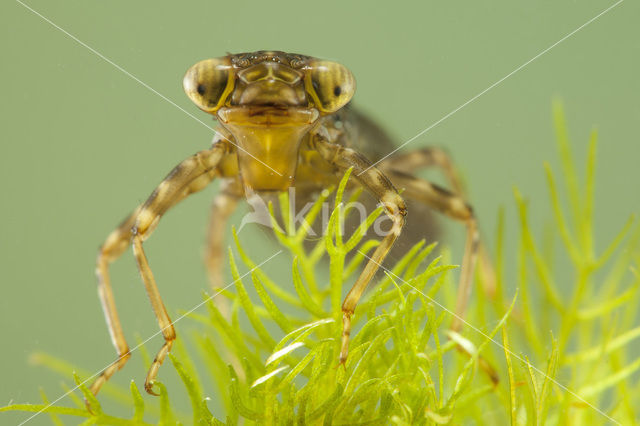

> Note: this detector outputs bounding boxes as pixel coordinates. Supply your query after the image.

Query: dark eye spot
[196,84,206,95]
[333,86,342,96]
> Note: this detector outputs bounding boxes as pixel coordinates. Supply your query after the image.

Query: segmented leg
[204,183,241,319]
[380,146,463,194]
[386,170,479,332]
[314,138,406,364]
[382,147,496,298]
[90,142,229,397]
[91,207,140,396]
[205,182,241,293]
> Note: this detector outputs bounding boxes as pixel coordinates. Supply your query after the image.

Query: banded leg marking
[381,146,463,195]
[90,143,228,397]
[387,171,479,332]
[384,147,496,298]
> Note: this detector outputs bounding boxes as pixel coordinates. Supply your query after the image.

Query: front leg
[91,141,230,397]
[313,138,406,364]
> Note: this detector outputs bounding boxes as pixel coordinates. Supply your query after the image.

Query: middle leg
[204,182,242,292]
[380,146,464,194]
[386,170,480,332]
[382,147,496,298]
[204,181,242,318]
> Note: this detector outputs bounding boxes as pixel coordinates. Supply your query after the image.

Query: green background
[1,0,638,424]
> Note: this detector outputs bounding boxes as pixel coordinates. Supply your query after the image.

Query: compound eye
[306,60,355,113]
[183,58,233,113]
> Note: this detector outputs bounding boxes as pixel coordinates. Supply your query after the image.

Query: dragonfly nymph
[90,50,480,396]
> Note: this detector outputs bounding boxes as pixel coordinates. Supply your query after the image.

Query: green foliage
[2,105,639,424]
